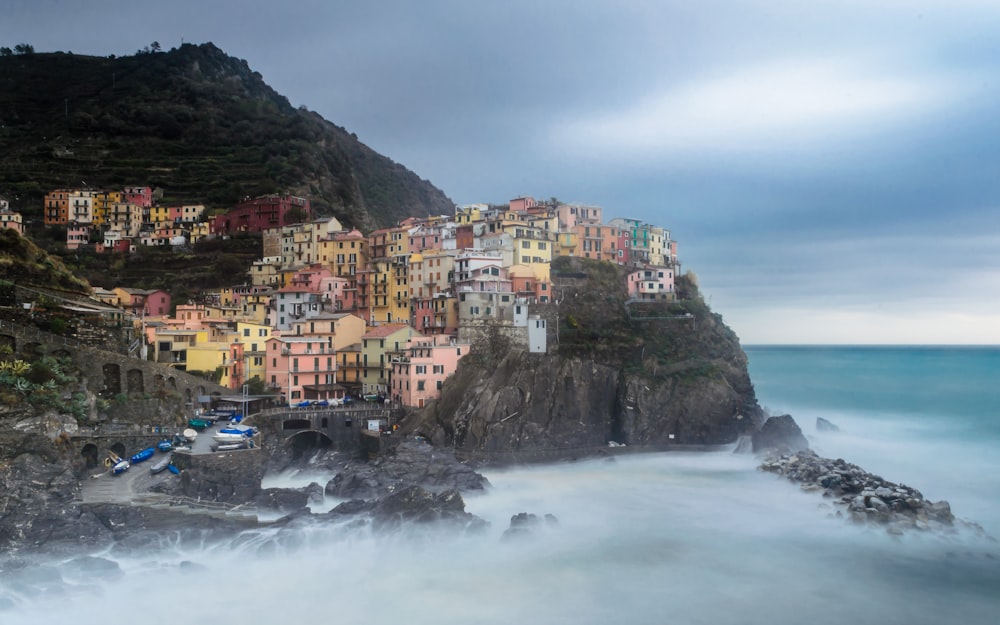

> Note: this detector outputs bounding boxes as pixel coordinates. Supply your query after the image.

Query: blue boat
[167,463,180,475]
[130,447,156,464]
[157,439,173,453]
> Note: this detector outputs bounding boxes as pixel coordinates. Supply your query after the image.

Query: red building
[211,195,311,235]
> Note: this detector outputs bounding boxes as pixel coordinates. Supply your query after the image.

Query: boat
[149,457,171,474]
[212,441,249,452]
[157,439,174,453]
[130,447,156,464]
[221,425,257,436]
[212,432,247,444]
[107,451,130,475]
[167,463,180,475]
[187,418,211,430]
[182,428,198,441]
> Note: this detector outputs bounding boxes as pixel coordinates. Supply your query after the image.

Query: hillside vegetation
[0,43,454,230]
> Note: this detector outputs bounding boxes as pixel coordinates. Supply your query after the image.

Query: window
[415,365,426,374]
[433,365,444,374]
[436,380,443,390]
[243,328,250,337]
[417,381,425,391]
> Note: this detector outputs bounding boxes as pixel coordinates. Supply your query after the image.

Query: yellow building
[225,322,272,389]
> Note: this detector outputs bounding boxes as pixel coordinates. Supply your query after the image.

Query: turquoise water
[746,345,1000,534]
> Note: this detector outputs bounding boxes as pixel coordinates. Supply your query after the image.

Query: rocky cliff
[409,260,765,463]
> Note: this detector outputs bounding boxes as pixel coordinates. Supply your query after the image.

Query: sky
[4,0,1000,344]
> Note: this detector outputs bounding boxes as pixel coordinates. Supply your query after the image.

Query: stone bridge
[259,405,403,456]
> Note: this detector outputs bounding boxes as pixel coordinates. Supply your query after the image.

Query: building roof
[362,324,412,339]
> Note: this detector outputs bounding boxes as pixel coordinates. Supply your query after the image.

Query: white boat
[212,432,247,444]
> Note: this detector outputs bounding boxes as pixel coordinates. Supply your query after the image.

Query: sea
[2,345,999,624]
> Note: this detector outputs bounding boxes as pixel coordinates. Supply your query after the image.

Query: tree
[246,376,269,396]
[150,41,161,52]
[0,47,12,56]
[13,43,34,55]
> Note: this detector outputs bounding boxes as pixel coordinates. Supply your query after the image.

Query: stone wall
[0,318,230,405]
[172,447,268,503]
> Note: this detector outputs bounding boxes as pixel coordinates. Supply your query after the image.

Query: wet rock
[752,415,809,454]
[369,485,486,533]
[760,450,959,534]
[254,487,310,512]
[326,439,489,500]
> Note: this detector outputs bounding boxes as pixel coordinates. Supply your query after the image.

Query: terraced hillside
[0,43,454,230]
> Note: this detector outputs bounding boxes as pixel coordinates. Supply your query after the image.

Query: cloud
[551,58,964,159]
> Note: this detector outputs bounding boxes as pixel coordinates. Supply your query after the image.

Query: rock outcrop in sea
[760,450,958,534]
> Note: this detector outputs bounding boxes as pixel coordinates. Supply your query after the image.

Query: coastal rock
[816,417,840,432]
[760,450,957,533]
[752,415,809,454]
[501,512,560,541]
[369,485,487,532]
[325,439,489,500]
[254,486,312,512]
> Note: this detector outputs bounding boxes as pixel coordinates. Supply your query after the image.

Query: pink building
[145,289,172,316]
[626,266,675,301]
[0,203,23,235]
[123,186,153,208]
[66,225,90,250]
[509,196,537,213]
[390,335,470,408]
[266,336,341,404]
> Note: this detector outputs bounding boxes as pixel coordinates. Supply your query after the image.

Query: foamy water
[2,450,997,625]
[3,346,999,624]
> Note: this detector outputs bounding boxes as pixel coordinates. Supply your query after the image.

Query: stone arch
[198,385,206,397]
[110,442,126,459]
[81,443,99,468]
[102,363,121,397]
[287,430,334,455]
[184,387,192,403]
[126,369,144,394]
[153,374,165,390]
[167,377,177,390]
[283,418,311,432]
[23,341,43,359]
[0,333,16,352]
[51,348,72,360]
[321,417,329,428]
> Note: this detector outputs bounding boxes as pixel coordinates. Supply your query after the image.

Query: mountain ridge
[0,42,454,230]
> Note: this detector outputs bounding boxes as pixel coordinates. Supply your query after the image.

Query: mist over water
[3,347,999,624]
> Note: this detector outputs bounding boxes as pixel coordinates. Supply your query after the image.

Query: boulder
[752,415,809,454]
[369,485,486,532]
[326,439,489,500]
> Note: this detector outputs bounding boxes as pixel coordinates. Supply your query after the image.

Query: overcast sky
[4,0,1000,344]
